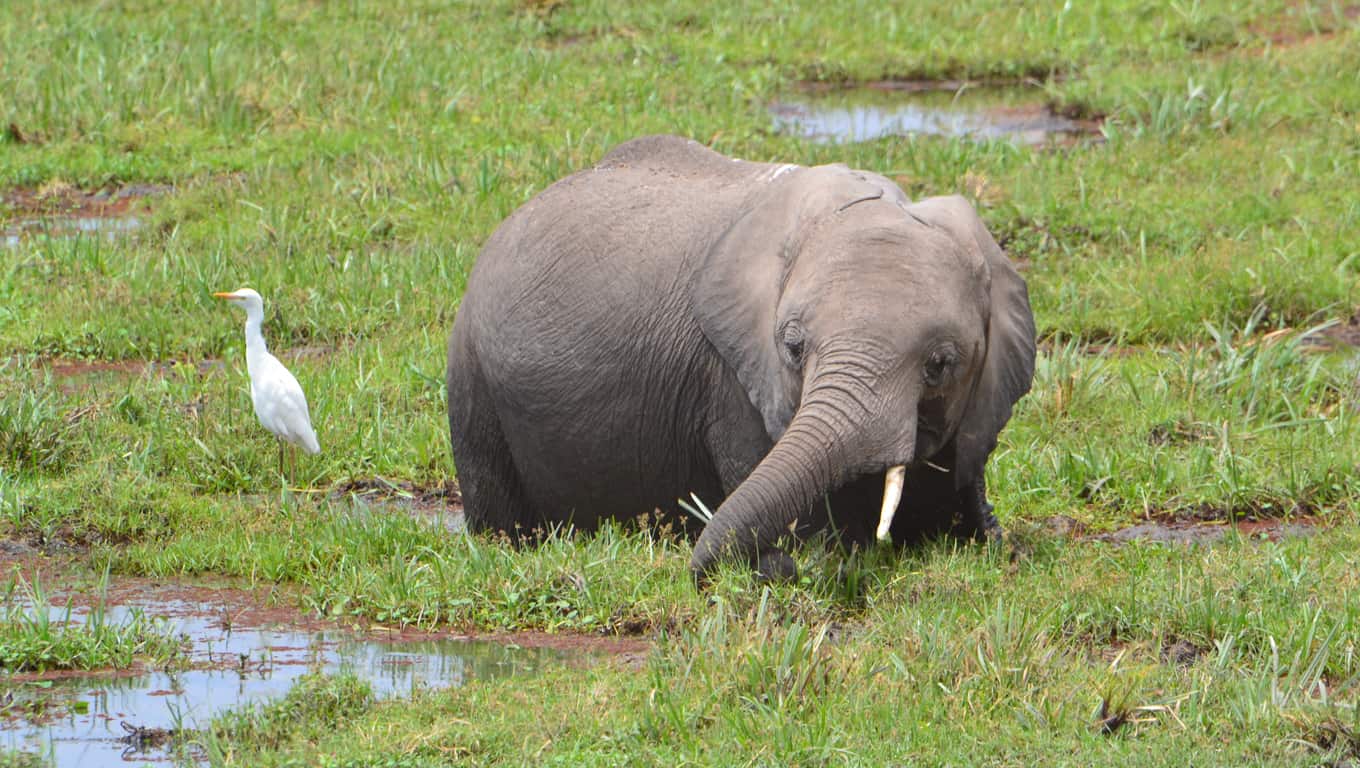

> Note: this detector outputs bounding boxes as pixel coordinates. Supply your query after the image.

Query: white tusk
[876,465,907,542]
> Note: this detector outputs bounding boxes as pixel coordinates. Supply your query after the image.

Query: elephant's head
[691,165,1035,581]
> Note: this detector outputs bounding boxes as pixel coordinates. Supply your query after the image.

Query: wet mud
[771,80,1102,147]
[2,183,171,248]
[24,345,334,395]
[1041,513,1324,545]
[333,477,466,533]
[33,358,223,396]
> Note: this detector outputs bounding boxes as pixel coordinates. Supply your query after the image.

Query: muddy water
[2,183,169,249]
[0,589,583,767]
[770,82,1099,146]
[2,216,143,248]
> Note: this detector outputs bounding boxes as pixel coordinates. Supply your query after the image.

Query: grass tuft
[0,572,184,672]
[0,373,79,473]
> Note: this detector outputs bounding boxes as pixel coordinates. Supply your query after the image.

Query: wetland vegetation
[2,0,1359,764]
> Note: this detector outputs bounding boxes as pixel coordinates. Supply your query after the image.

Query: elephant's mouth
[872,438,952,543]
[846,407,957,545]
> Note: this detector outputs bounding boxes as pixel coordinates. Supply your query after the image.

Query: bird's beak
[213,291,237,300]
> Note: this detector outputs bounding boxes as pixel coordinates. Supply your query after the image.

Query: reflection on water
[1,599,574,767]
[770,84,1096,145]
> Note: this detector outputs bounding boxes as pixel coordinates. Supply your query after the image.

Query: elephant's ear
[907,196,1036,487]
[695,165,894,440]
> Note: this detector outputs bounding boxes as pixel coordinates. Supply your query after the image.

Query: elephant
[446,135,1035,582]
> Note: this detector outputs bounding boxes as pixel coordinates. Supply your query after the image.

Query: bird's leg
[277,440,285,487]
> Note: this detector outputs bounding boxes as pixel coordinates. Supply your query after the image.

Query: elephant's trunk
[690,366,914,581]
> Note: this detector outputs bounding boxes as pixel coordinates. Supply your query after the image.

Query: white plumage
[214,288,320,458]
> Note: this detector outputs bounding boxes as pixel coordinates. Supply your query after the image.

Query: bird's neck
[243,312,269,371]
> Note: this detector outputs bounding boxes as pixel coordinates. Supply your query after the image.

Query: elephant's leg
[455,424,540,540]
[702,383,773,498]
[448,362,539,539]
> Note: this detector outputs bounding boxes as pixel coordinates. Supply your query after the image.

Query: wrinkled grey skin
[446,135,1035,582]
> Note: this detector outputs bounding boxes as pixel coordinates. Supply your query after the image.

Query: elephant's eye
[924,348,955,388]
[781,324,806,368]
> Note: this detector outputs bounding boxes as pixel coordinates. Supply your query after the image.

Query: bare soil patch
[46,359,152,379]
[35,347,329,392]
[29,356,225,396]
[1303,309,1360,349]
[1246,3,1359,50]
[0,537,81,572]
[1096,517,1321,545]
[333,476,464,519]
[280,344,335,362]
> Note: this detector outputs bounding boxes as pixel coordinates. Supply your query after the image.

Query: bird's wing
[252,355,321,454]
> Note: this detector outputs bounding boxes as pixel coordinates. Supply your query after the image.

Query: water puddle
[3,217,143,248]
[770,81,1101,146]
[0,581,606,767]
[2,184,170,249]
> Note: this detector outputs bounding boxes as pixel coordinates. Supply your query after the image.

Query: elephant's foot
[950,478,1005,544]
[756,548,797,582]
[974,502,1005,543]
[952,498,1021,565]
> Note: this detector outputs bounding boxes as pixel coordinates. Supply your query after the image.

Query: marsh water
[770,82,1098,145]
[0,587,579,767]
[2,216,143,248]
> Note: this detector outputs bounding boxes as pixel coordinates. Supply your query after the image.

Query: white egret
[213,288,320,480]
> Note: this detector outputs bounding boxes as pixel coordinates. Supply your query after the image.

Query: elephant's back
[450,137,765,526]
[460,137,764,336]
[594,134,766,182]
[461,147,738,410]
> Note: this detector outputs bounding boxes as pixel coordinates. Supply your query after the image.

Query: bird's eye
[924,348,955,388]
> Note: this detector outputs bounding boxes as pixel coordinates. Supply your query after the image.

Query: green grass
[0,751,45,768]
[186,530,1360,766]
[203,672,375,764]
[2,0,1360,764]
